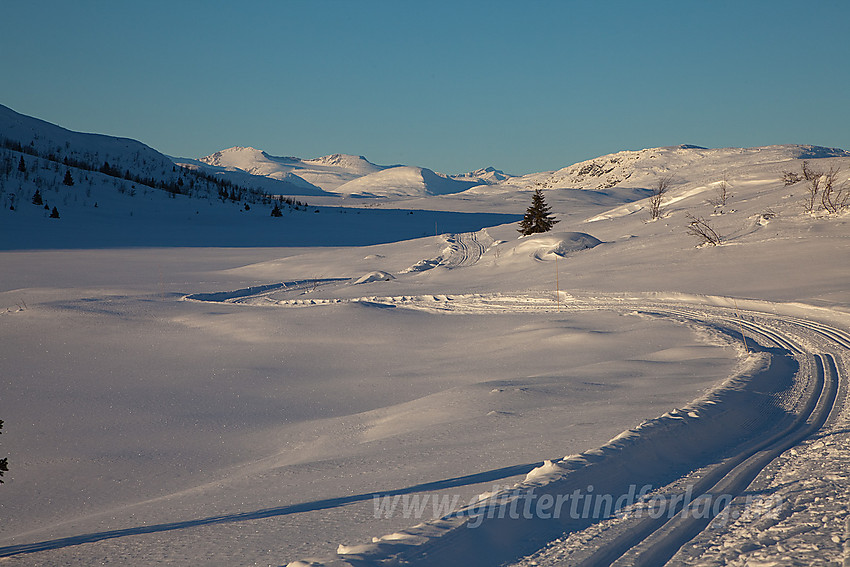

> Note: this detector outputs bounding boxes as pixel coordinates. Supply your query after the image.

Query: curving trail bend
[186,286,849,566]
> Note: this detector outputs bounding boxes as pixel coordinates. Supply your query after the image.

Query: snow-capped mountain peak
[196,147,390,192]
[452,166,512,185]
[302,153,384,173]
[334,165,481,197]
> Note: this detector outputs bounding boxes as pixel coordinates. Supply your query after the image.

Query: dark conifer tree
[271,203,283,217]
[18,156,26,173]
[63,170,74,186]
[518,188,559,235]
[50,206,60,218]
[32,189,43,205]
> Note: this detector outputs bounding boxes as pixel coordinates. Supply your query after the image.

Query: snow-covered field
[2,107,850,566]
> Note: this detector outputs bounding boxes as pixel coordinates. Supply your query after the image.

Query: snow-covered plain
[2,108,850,566]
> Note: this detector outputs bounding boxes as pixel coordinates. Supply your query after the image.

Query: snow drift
[511,232,602,261]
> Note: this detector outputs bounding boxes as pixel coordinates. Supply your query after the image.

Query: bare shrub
[803,174,821,213]
[715,180,730,206]
[820,166,849,214]
[648,175,673,220]
[710,176,732,207]
[782,169,802,186]
[801,160,822,181]
[685,212,722,246]
[783,160,822,186]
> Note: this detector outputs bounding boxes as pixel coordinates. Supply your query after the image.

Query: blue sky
[2,0,849,175]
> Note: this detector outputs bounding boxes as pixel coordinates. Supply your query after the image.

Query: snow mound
[512,232,602,261]
[523,459,563,482]
[400,258,443,273]
[353,271,395,284]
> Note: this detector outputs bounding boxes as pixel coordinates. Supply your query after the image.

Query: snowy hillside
[0,103,318,244]
[490,144,850,193]
[0,106,517,248]
[0,103,173,177]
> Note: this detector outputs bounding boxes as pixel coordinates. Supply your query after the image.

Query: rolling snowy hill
[194,146,389,193]
[333,165,481,197]
[473,144,850,194]
[190,146,506,198]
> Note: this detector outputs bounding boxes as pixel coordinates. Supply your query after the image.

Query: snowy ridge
[488,144,850,193]
[0,103,175,177]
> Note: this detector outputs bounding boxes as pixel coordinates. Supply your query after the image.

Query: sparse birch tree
[648,175,673,220]
[711,176,731,207]
[820,166,849,214]
[803,174,822,213]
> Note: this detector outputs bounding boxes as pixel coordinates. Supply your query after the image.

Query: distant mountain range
[3,101,849,207]
[174,145,512,198]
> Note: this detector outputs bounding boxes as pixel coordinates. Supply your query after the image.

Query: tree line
[0,136,305,209]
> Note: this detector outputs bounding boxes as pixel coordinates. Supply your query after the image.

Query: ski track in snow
[440,230,494,269]
[182,283,850,567]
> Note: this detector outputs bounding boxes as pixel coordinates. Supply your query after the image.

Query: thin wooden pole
[555,255,560,312]
[734,299,749,354]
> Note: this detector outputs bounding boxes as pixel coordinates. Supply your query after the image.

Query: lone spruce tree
[518,188,559,235]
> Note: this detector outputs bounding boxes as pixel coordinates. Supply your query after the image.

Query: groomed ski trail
[439,230,494,269]
[274,293,848,567]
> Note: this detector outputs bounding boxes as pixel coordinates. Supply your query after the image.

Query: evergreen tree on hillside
[271,203,283,217]
[63,169,74,186]
[32,189,43,206]
[49,206,60,219]
[18,156,26,173]
[518,188,559,235]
